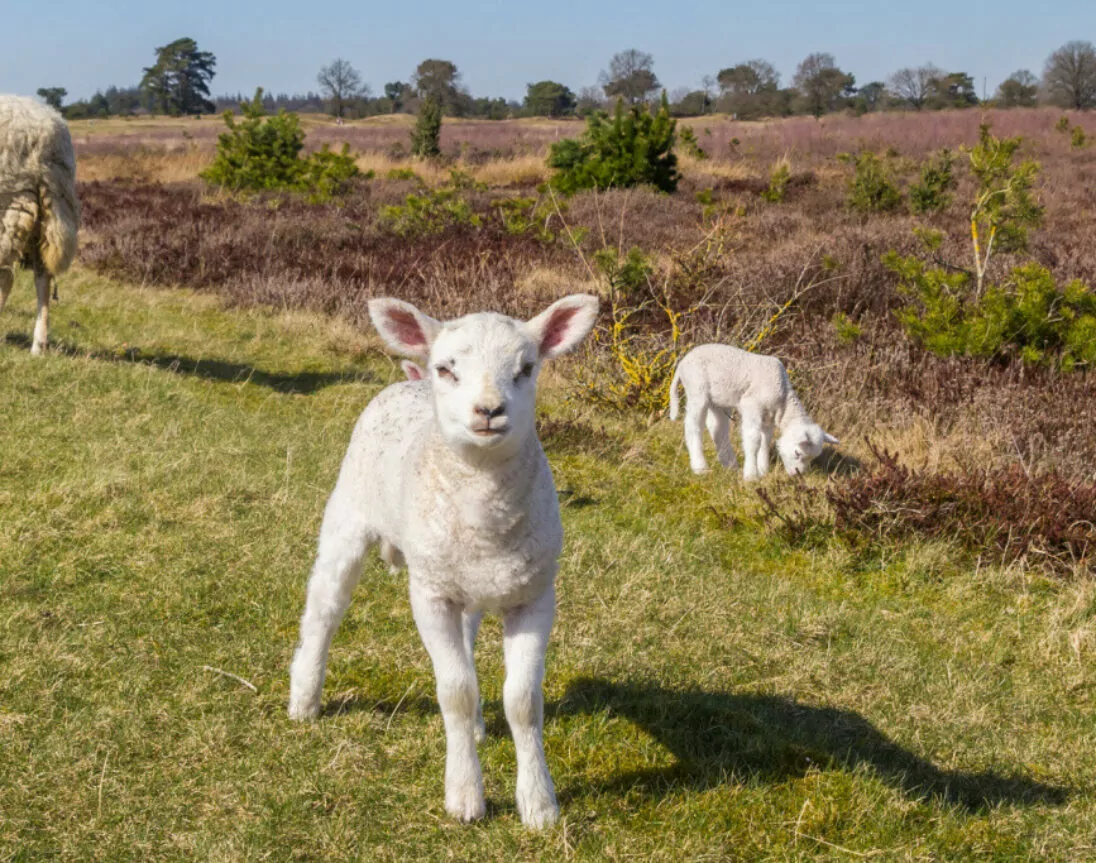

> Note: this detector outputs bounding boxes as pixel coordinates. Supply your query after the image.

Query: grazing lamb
[669,343,839,480]
[0,95,80,355]
[289,294,599,828]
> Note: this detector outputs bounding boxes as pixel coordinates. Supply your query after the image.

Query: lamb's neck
[422,430,542,504]
[776,390,812,432]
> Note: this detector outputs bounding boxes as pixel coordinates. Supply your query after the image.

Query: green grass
[1,270,1094,861]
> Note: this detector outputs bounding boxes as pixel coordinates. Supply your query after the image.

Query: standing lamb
[0,95,80,355]
[669,343,839,480]
[289,294,599,828]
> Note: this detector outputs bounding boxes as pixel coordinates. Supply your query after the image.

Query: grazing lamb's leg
[503,587,558,829]
[740,405,764,482]
[0,268,12,315]
[411,589,485,823]
[31,270,50,356]
[462,610,486,743]
[705,407,738,470]
[684,399,710,474]
[288,509,372,721]
[757,418,774,478]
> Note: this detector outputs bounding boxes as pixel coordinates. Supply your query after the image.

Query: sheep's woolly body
[0,96,78,274]
[0,94,80,354]
[670,343,837,480]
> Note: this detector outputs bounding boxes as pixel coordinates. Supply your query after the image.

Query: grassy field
[1,269,1094,860]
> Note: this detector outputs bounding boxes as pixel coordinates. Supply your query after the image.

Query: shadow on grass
[815,446,863,477]
[3,332,375,394]
[555,677,1068,811]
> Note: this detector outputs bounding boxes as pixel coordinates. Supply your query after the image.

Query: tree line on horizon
[37,38,1096,122]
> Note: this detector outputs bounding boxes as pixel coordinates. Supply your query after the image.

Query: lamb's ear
[400,360,425,381]
[368,298,441,360]
[823,432,840,446]
[525,294,599,360]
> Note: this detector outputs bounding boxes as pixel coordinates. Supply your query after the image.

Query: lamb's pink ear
[525,294,599,360]
[400,360,424,381]
[368,298,441,359]
[823,432,840,446]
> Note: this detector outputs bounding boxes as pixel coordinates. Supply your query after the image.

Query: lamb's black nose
[474,403,506,419]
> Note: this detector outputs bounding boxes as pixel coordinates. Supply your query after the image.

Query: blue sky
[2,0,1093,102]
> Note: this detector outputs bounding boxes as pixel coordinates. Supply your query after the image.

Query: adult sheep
[0,95,80,355]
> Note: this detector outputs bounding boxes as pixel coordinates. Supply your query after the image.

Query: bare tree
[317,58,367,118]
[1043,41,1096,109]
[600,49,660,104]
[889,64,942,110]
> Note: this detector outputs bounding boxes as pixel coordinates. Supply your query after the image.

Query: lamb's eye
[436,366,457,382]
[515,362,534,382]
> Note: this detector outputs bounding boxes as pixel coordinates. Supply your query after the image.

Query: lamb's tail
[668,364,683,421]
[37,158,80,276]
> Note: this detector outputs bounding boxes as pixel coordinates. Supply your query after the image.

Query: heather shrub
[908,149,955,214]
[202,89,361,201]
[840,151,902,213]
[547,95,679,194]
[826,444,1096,573]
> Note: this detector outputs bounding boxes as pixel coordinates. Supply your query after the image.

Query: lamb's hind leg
[0,268,12,316]
[684,398,710,474]
[705,407,738,470]
[411,589,485,823]
[288,505,373,721]
[740,405,765,481]
[503,586,558,829]
[31,269,51,356]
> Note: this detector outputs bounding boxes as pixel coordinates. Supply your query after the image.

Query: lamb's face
[777,422,840,476]
[428,314,541,454]
[368,295,599,458]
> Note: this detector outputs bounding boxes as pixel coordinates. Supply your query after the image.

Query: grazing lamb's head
[369,295,599,456]
[777,422,839,476]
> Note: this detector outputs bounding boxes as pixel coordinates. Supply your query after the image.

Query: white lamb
[288,293,599,829]
[0,95,80,355]
[669,343,839,480]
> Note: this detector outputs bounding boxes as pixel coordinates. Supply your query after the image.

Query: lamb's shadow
[2,333,374,394]
[320,691,438,720]
[814,446,863,477]
[555,677,1068,811]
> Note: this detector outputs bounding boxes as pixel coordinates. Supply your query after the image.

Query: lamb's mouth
[473,427,506,437]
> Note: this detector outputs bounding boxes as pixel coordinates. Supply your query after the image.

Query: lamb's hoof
[446,785,487,823]
[517,791,559,830]
[30,343,45,357]
[288,696,320,722]
[691,466,711,476]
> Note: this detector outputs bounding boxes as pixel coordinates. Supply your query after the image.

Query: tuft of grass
[1,270,1093,859]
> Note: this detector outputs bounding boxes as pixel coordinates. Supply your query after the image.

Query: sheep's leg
[411,589,485,823]
[757,419,774,478]
[0,268,12,315]
[462,610,486,743]
[740,407,764,482]
[288,511,372,721]
[705,407,738,470]
[503,586,558,829]
[684,400,710,474]
[31,269,51,356]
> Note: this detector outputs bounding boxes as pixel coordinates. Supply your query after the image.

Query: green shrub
[679,126,708,160]
[201,88,361,201]
[759,162,791,203]
[1072,125,1088,149]
[410,96,442,158]
[594,246,653,306]
[840,151,902,213]
[386,167,421,182]
[1055,115,1071,134]
[887,254,1096,370]
[547,94,679,195]
[831,312,862,344]
[908,149,955,214]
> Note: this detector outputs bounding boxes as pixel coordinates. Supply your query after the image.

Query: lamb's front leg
[411,589,485,823]
[503,586,558,829]
[462,610,486,743]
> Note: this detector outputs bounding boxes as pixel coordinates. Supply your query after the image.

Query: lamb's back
[683,344,787,412]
